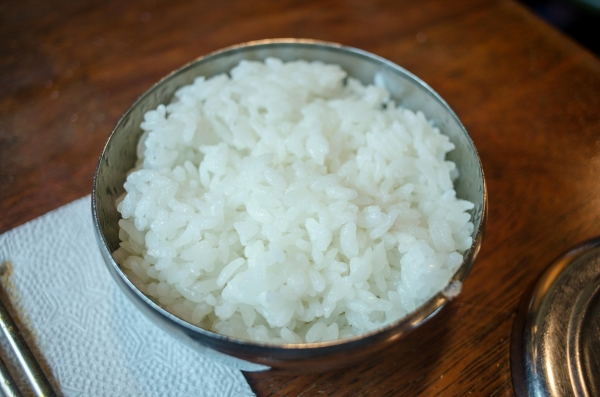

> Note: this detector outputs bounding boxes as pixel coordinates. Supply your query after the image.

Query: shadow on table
[519,0,600,56]
[245,301,459,396]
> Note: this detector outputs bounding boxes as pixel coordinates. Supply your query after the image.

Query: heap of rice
[114,58,474,344]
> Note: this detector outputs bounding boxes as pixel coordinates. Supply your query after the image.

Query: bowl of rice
[93,39,486,373]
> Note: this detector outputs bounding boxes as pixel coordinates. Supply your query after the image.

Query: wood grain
[2,0,600,395]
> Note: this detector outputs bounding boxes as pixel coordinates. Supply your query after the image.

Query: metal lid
[511,238,600,397]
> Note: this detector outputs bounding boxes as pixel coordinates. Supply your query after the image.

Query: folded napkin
[0,196,255,397]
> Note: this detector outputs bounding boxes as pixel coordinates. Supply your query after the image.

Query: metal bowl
[92,39,487,373]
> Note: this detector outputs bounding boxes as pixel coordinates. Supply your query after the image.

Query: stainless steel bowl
[92,39,487,373]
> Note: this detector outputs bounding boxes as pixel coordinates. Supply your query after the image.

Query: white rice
[113,58,475,343]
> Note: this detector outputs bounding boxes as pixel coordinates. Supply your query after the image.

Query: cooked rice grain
[114,58,475,343]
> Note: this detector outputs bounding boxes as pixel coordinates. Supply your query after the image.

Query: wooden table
[2,0,600,395]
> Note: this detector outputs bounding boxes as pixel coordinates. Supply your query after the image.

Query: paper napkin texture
[0,196,255,397]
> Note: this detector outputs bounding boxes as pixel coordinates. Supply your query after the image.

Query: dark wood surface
[2,0,600,395]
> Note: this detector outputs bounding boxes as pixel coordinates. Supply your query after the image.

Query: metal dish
[92,39,487,373]
[511,237,600,397]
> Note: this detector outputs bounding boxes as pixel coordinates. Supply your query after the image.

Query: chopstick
[0,295,58,397]
[0,355,22,397]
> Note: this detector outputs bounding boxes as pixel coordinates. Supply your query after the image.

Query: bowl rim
[92,38,487,351]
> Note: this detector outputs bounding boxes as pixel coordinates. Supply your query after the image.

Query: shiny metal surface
[0,356,22,397]
[511,237,600,396]
[92,39,487,373]
[0,292,57,396]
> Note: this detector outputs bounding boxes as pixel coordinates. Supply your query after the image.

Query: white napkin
[0,196,255,397]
